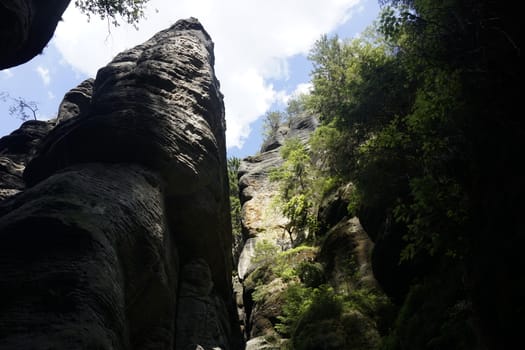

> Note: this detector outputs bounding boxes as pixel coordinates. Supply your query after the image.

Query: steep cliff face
[236,115,390,349]
[237,115,318,280]
[0,18,240,350]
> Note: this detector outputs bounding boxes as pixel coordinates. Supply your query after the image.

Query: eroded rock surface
[0,120,54,200]
[0,164,174,349]
[236,115,317,280]
[235,114,389,348]
[235,115,318,342]
[0,18,239,350]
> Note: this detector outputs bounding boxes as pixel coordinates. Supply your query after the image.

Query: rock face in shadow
[0,18,240,350]
[0,164,174,349]
[0,0,71,69]
[0,120,55,200]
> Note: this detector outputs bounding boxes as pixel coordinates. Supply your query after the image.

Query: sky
[0,0,380,158]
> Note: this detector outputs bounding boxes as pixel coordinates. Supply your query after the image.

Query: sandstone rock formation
[0,18,240,350]
[0,0,71,69]
[235,114,391,348]
[0,119,54,200]
[237,114,317,280]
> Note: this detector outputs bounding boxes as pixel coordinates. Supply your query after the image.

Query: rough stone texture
[236,150,288,340]
[246,277,287,338]
[0,164,175,349]
[56,78,94,123]
[0,120,54,200]
[317,184,352,236]
[259,114,318,154]
[25,19,227,198]
[292,309,381,350]
[360,205,424,303]
[235,115,319,343]
[236,149,288,280]
[235,115,392,346]
[237,237,259,280]
[176,259,231,350]
[0,18,239,349]
[245,336,281,350]
[0,0,71,69]
[319,217,378,292]
[232,276,246,341]
[236,115,318,279]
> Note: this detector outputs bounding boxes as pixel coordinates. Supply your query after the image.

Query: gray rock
[176,259,231,350]
[0,120,55,201]
[319,217,378,291]
[0,18,240,349]
[0,164,176,349]
[24,18,226,198]
[235,113,317,343]
[56,78,94,123]
[237,237,259,280]
[245,336,281,350]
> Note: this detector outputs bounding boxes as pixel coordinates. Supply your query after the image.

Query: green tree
[285,93,309,126]
[306,0,522,348]
[307,30,411,187]
[262,110,284,143]
[271,138,318,244]
[227,157,242,238]
[74,0,150,27]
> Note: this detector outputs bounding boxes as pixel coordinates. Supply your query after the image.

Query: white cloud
[47,91,56,99]
[2,69,14,79]
[53,0,363,149]
[36,66,51,86]
[293,83,314,97]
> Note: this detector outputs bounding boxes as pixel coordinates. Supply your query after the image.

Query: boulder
[319,217,378,292]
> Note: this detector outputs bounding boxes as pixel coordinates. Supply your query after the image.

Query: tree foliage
[304,0,522,347]
[306,10,471,261]
[227,157,242,238]
[74,0,149,27]
[270,138,317,245]
[262,110,284,143]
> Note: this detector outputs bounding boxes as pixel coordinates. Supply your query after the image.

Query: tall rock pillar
[0,18,239,350]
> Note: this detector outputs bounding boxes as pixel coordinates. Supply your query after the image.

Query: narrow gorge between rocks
[0,16,392,349]
[1,2,523,349]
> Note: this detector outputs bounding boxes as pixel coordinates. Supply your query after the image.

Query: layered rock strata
[237,115,318,280]
[0,119,54,200]
[0,18,239,350]
[235,115,386,348]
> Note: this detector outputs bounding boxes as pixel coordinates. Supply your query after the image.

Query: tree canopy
[74,0,150,27]
[260,0,522,348]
